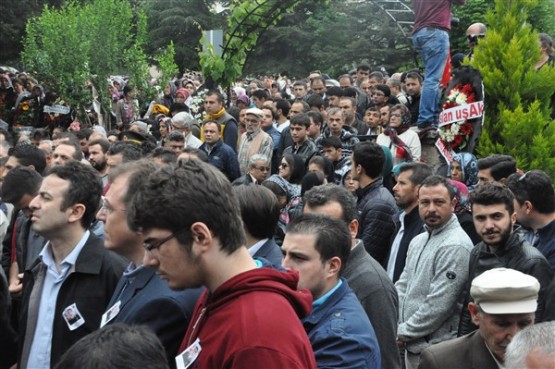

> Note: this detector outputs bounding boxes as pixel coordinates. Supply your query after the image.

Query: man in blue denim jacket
[282,213,380,369]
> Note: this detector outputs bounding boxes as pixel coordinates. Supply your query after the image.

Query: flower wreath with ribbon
[438,83,476,151]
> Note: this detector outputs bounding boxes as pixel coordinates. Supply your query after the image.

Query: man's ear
[348,219,358,240]
[468,302,481,327]
[68,204,86,224]
[190,222,213,253]
[327,256,342,278]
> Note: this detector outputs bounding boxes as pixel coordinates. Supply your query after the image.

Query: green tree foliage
[142,0,225,73]
[21,0,159,123]
[451,0,554,56]
[199,0,328,88]
[245,0,414,78]
[472,0,555,178]
[0,0,64,66]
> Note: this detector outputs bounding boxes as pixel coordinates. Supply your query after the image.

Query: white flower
[448,89,460,101]
[455,93,468,105]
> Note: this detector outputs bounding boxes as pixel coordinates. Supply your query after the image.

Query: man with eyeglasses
[128,159,317,369]
[96,159,200,368]
[458,182,553,337]
[237,108,273,175]
[232,154,271,186]
[16,161,125,369]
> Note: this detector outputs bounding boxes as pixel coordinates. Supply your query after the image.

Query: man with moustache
[96,159,200,368]
[458,183,553,336]
[87,139,110,187]
[396,175,473,369]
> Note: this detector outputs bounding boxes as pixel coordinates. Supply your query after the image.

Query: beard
[482,223,513,249]
[91,160,107,172]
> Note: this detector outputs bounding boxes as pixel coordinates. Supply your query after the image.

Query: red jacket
[179,267,317,369]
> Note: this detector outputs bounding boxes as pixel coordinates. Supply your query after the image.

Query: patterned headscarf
[449,179,472,213]
[449,152,478,190]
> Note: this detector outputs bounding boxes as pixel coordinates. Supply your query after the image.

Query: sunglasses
[467,34,485,43]
[280,162,288,169]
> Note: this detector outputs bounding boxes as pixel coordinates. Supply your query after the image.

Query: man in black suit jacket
[386,163,432,282]
[17,162,126,369]
[232,154,271,186]
[97,159,201,367]
[233,185,283,267]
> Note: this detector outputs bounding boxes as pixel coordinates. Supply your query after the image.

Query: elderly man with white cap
[171,111,202,149]
[237,107,273,175]
[418,268,540,369]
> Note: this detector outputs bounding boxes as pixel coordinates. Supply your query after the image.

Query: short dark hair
[88,139,110,153]
[205,89,225,104]
[352,141,384,179]
[306,94,324,110]
[252,89,269,100]
[419,175,455,200]
[150,147,177,164]
[405,71,423,83]
[398,162,432,185]
[369,71,385,82]
[292,100,310,113]
[47,161,102,228]
[286,213,351,274]
[290,113,311,129]
[342,87,358,99]
[107,141,143,162]
[233,185,280,240]
[75,128,93,141]
[128,159,246,254]
[108,159,159,206]
[167,131,185,142]
[8,143,47,175]
[54,323,169,369]
[307,111,323,127]
[327,86,343,97]
[321,136,342,150]
[471,182,515,214]
[357,63,371,72]
[274,98,291,117]
[180,147,209,163]
[1,166,42,205]
[57,140,83,161]
[477,154,517,181]
[303,184,357,223]
[506,170,554,214]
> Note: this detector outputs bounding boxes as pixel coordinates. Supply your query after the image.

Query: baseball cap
[470,268,540,314]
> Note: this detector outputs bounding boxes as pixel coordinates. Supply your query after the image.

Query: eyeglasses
[467,34,485,42]
[390,113,402,118]
[143,227,189,253]
[98,197,127,215]
[280,162,288,169]
[253,166,270,172]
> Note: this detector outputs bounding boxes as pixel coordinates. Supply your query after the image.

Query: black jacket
[389,206,425,283]
[18,233,126,368]
[355,178,397,267]
[458,229,554,336]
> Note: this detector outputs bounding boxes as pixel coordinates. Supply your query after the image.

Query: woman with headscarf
[262,174,303,245]
[448,152,478,191]
[377,104,421,165]
[449,179,481,244]
[157,81,176,109]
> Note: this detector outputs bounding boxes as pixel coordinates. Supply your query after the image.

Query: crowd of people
[0,1,554,368]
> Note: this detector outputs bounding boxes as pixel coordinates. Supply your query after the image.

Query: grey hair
[248,154,270,167]
[327,107,345,119]
[171,112,196,130]
[505,321,555,369]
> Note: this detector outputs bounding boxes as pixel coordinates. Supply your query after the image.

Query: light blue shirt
[312,279,343,309]
[27,231,90,369]
[248,238,269,258]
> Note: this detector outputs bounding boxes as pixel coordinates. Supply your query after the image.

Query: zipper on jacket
[187,307,207,346]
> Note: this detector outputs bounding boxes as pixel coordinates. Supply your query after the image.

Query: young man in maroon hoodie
[128,159,317,369]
